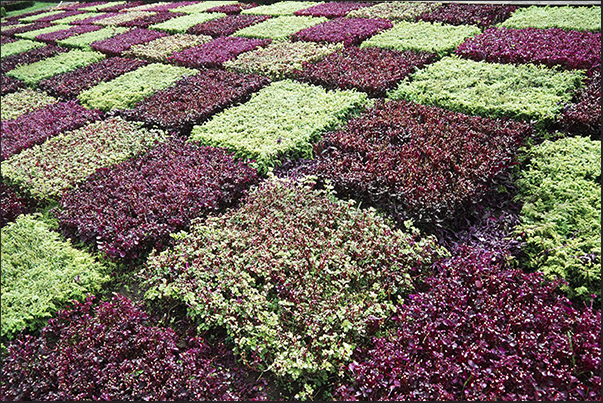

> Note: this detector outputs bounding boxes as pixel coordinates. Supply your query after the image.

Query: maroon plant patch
[292,17,392,47]
[90,28,168,56]
[186,14,271,37]
[418,3,517,28]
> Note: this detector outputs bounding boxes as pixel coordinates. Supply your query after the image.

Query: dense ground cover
[1,2,601,401]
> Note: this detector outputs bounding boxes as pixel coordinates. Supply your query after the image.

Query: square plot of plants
[90,28,168,56]
[233,15,327,41]
[149,12,226,33]
[189,79,367,173]
[123,33,211,63]
[186,14,271,37]
[241,1,318,16]
[347,1,442,21]
[291,17,393,47]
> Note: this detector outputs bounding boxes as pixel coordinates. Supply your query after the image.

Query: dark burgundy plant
[456,27,601,71]
[293,2,373,18]
[0,294,268,401]
[294,46,437,97]
[33,10,86,23]
[58,1,107,11]
[53,138,258,261]
[70,12,120,25]
[335,246,601,401]
[97,1,145,12]
[123,69,270,132]
[205,2,258,15]
[418,3,517,28]
[116,12,186,28]
[1,100,102,161]
[90,28,168,56]
[1,44,69,73]
[168,36,271,69]
[291,17,392,47]
[1,21,52,36]
[34,24,102,43]
[1,36,17,45]
[142,1,198,12]
[560,69,601,139]
[1,74,26,96]
[303,100,531,228]
[186,14,271,37]
[0,182,35,228]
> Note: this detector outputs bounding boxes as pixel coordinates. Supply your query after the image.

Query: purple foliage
[294,46,437,97]
[1,74,26,96]
[53,139,258,261]
[116,12,186,28]
[1,182,34,228]
[70,12,120,25]
[38,56,149,100]
[206,2,259,15]
[90,28,168,56]
[34,10,87,23]
[34,24,102,43]
[123,69,271,132]
[304,100,530,227]
[0,294,268,401]
[1,100,102,161]
[293,2,373,19]
[144,1,199,12]
[58,1,107,10]
[456,27,601,71]
[1,36,17,44]
[186,14,271,37]
[168,36,271,69]
[1,21,52,36]
[335,246,601,401]
[291,17,392,47]
[418,3,517,28]
[560,69,601,138]
[1,44,69,73]
[98,1,145,12]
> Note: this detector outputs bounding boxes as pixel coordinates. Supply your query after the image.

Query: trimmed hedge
[141,176,447,394]
[89,28,167,56]
[1,214,108,341]
[57,26,129,50]
[515,136,601,301]
[6,49,105,86]
[77,62,195,111]
[241,1,319,16]
[122,69,271,132]
[292,17,392,47]
[1,87,56,121]
[293,2,372,18]
[560,69,601,138]
[389,56,584,126]
[0,100,102,161]
[53,138,259,261]
[189,79,367,173]
[417,3,517,28]
[123,33,210,62]
[294,46,437,98]
[1,117,168,201]
[347,1,442,21]
[0,38,43,58]
[360,20,481,57]
[185,14,271,37]
[233,15,328,41]
[148,12,226,34]
[500,5,601,32]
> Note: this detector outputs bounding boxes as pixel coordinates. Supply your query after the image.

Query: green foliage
[389,56,584,127]
[14,22,70,39]
[93,11,155,26]
[0,87,56,121]
[233,15,328,41]
[1,117,168,200]
[515,136,601,301]
[189,79,367,173]
[149,12,226,33]
[123,33,211,62]
[360,20,481,56]
[142,176,447,387]
[242,1,320,16]
[347,1,442,21]
[224,40,342,79]
[1,214,108,341]
[77,63,196,111]
[0,39,42,59]
[49,12,95,25]
[500,5,601,32]
[18,9,62,22]
[57,26,129,50]
[80,1,125,11]
[6,49,105,86]
[169,1,237,13]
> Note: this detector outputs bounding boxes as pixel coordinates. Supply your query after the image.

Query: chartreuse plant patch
[1,214,108,342]
[1,88,56,121]
[233,15,328,41]
[515,136,601,302]
[389,56,584,127]
[6,49,105,86]
[50,12,96,25]
[347,1,442,21]
[1,39,43,59]
[93,11,155,27]
[57,26,130,50]
[242,1,319,16]
[1,117,168,201]
[18,9,63,23]
[360,20,481,56]
[170,1,238,14]
[149,12,226,34]
[123,33,211,62]
[14,23,70,39]
[77,63,196,111]
[189,79,367,173]
[80,1,126,11]
[141,176,447,397]
[500,5,601,32]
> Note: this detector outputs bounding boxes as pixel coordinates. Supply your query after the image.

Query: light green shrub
[347,1,442,21]
[80,1,125,11]
[123,33,211,62]
[500,5,601,31]
[233,15,327,41]
[57,26,129,50]
[93,11,154,26]
[149,12,226,33]
[1,88,57,121]
[50,12,95,24]
[169,1,237,13]
[14,23,70,39]
[241,1,320,16]
[1,38,43,59]
[18,9,63,23]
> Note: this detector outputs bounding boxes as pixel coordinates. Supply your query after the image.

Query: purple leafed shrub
[560,69,601,138]
[116,12,186,28]
[70,12,119,25]
[206,2,259,15]
[90,28,168,56]
[35,24,102,43]
[1,74,26,96]
[59,1,106,10]
[1,21,52,36]
[1,43,69,73]
[291,17,392,47]
[1,100,102,161]
[0,294,268,401]
[418,3,517,28]
[123,69,270,132]
[294,46,437,97]
[34,10,86,23]
[0,182,34,228]
[304,100,530,227]
[97,1,145,12]
[334,246,602,401]
[53,138,258,261]
[456,27,601,71]
[143,1,198,12]
[38,57,149,100]
[186,14,271,37]
[293,2,373,18]
[169,36,271,69]
[1,36,17,44]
